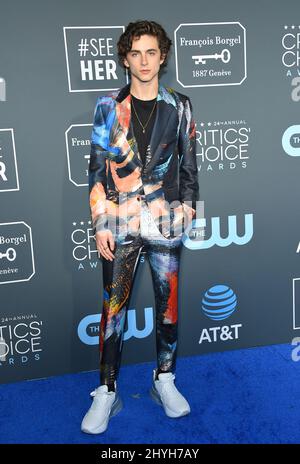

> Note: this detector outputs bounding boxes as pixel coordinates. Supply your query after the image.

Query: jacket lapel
[143,89,175,174]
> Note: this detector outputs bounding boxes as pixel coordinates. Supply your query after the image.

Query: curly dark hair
[117,20,172,70]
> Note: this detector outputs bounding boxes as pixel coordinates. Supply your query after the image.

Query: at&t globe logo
[202,284,237,320]
[199,284,241,344]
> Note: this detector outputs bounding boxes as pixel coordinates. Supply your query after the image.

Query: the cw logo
[183,213,253,250]
[282,125,300,157]
[78,307,154,345]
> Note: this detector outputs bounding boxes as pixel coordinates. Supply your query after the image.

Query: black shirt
[130,94,157,167]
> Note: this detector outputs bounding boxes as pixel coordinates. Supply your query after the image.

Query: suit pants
[99,197,183,387]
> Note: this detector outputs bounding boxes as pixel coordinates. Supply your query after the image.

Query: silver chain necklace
[130,95,157,133]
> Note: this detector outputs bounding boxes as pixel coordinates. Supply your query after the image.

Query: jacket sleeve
[178,96,200,212]
[88,97,109,234]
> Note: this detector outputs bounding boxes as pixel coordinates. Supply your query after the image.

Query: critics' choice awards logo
[197,120,250,173]
[174,22,246,88]
[0,129,19,192]
[71,220,100,269]
[65,124,93,186]
[63,26,128,92]
[0,222,35,284]
[282,125,300,157]
[281,25,300,101]
[199,285,242,344]
[0,316,43,366]
[71,220,147,270]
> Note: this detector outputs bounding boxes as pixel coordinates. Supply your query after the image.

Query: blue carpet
[0,343,299,444]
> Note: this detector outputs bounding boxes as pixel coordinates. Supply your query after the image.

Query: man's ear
[160,53,166,65]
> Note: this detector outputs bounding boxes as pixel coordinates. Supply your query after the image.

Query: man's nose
[141,54,148,65]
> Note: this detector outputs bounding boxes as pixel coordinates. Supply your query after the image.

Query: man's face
[123,34,165,83]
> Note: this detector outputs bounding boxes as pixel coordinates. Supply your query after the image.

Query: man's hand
[95,230,115,261]
[182,203,196,224]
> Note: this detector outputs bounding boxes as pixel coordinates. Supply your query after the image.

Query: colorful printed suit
[89,82,199,240]
[88,82,199,386]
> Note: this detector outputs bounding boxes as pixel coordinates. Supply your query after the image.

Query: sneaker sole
[81,393,123,434]
[149,385,190,418]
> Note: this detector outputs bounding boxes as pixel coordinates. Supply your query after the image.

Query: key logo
[0,222,35,284]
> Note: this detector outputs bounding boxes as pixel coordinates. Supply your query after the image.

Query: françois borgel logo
[0,222,35,284]
[63,26,128,92]
[0,129,20,192]
[174,22,246,87]
[65,124,93,186]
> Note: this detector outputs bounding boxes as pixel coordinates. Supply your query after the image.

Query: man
[81,20,199,434]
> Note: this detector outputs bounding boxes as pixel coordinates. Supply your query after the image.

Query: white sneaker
[149,369,191,418]
[81,383,123,434]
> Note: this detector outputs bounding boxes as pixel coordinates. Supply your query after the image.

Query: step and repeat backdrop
[1,0,300,383]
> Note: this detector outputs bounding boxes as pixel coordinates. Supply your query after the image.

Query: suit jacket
[88,82,199,239]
